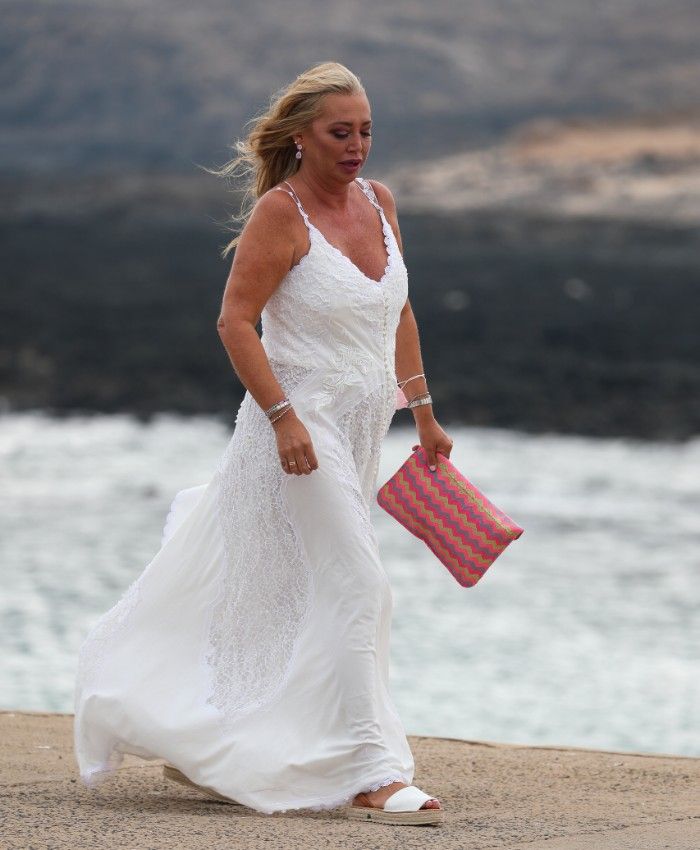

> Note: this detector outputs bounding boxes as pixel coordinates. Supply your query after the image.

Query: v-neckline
[308,217,392,285]
[287,178,393,285]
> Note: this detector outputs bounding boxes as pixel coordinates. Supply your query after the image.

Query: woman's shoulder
[249,183,305,230]
[233,184,306,264]
[258,181,296,209]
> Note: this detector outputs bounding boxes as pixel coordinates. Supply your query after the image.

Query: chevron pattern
[376,445,524,587]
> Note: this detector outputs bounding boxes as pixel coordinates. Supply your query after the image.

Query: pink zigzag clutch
[376,444,524,587]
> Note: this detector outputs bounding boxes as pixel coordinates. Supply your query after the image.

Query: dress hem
[78,755,411,816]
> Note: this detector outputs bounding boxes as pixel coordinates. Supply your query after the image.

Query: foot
[352,780,441,810]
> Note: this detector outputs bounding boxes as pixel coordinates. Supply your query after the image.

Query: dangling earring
[295,142,303,160]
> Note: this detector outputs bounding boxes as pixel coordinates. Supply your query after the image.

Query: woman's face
[298,92,372,181]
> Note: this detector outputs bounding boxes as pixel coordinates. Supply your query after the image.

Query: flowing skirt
[73,385,414,814]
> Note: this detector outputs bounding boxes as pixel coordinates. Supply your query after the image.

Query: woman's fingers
[275,416,319,475]
[281,443,318,475]
[292,446,309,475]
[437,440,453,460]
[416,433,454,470]
[304,441,319,472]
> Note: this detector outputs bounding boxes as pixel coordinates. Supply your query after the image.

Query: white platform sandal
[345,784,445,825]
[162,764,244,806]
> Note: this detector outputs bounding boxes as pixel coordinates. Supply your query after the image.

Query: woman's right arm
[216,191,319,475]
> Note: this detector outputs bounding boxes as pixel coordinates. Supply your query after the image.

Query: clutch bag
[376,444,524,587]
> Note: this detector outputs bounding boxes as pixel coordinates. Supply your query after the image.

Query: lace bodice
[260,176,407,425]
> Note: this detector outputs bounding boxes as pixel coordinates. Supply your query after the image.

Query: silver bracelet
[407,394,433,409]
[269,403,293,424]
[406,390,430,403]
[265,397,290,418]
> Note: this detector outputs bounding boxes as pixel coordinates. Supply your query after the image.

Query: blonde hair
[204,61,366,258]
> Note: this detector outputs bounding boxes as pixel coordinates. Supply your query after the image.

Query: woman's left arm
[369,179,454,471]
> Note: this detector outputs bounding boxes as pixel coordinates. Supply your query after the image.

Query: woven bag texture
[376,445,524,587]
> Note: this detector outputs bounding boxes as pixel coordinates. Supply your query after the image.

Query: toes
[421,798,441,809]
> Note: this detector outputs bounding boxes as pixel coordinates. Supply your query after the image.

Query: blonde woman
[74,61,453,827]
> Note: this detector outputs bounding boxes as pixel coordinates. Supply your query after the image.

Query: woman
[74,61,453,827]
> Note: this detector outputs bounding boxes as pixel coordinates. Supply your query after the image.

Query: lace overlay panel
[207,360,317,727]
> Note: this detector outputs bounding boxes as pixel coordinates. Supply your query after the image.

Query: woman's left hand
[413,419,454,471]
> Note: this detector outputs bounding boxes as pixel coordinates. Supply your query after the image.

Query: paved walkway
[1,710,698,849]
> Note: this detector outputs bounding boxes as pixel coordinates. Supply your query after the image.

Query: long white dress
[73,176,414,815]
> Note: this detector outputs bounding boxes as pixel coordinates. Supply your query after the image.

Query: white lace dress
[73,176,414,815]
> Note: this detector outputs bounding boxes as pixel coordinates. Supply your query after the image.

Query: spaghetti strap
[355,176,383,213]
[271,181,310,227]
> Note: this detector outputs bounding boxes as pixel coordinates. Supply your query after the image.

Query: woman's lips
[339,160,361,170]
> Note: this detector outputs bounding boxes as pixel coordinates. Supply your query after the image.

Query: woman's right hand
[272,409,319,475]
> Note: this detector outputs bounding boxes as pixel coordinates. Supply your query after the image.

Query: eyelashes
[332,132,372,139]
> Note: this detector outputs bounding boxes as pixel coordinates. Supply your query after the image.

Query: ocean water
[1,411,698,757]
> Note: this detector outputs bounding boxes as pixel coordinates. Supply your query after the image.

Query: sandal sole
[344,803,445,825]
